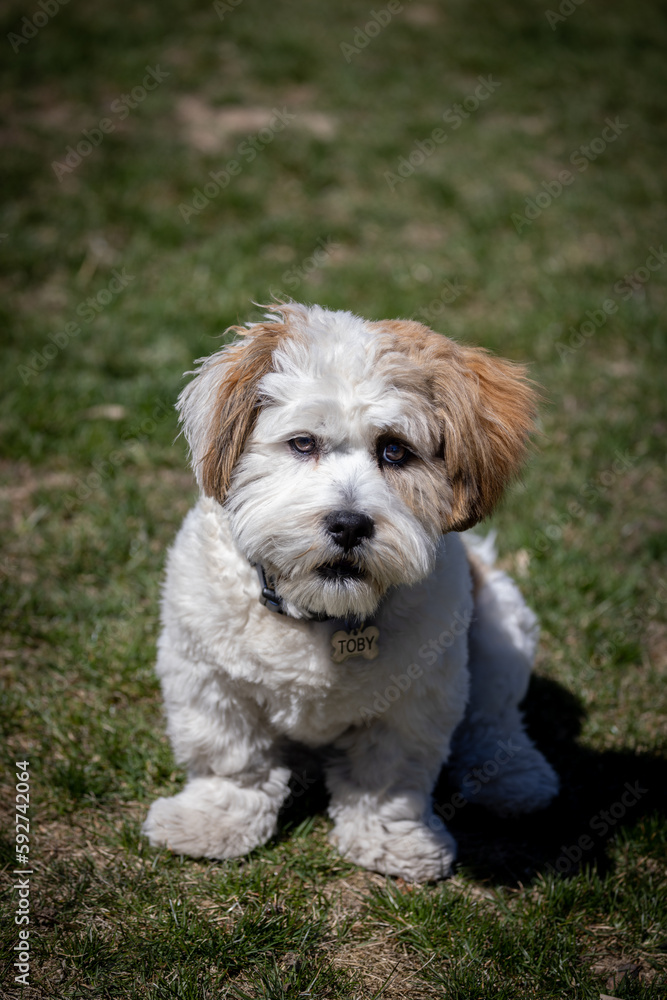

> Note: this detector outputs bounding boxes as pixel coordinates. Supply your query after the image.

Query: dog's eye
[290,435,317,456]
[381,441,409,465]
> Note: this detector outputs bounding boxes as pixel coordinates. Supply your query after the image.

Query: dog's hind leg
[447,535,559,816]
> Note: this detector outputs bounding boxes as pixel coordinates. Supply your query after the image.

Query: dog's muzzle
[317,559,365,582]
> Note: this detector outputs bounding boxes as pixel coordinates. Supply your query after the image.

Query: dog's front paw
[143,775,286,859]
[330,815,457,882]
[143,794,273,859]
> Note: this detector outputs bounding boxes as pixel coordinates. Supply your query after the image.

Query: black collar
[254,563,336,622]
[254,563,285,614]
[253,563,369,630]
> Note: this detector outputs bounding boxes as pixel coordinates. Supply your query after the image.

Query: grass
[1,0,666,996]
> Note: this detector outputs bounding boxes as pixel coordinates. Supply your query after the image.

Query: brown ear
[177,320,289,501]
[435,344,538,531]
[373,320,538,533]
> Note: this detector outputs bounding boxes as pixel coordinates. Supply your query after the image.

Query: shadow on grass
[443,674,666,886]
[275,674,667,887]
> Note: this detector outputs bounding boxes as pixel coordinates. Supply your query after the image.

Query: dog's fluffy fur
[143,303,559,881]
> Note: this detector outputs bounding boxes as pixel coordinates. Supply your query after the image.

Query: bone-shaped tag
[331,625,380,663]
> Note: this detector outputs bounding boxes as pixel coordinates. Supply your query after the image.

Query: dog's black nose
[324,510,374,551]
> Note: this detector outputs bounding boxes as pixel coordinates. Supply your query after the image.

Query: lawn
[1,0,666,996]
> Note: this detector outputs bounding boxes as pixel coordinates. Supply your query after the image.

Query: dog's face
[178,304,536,619]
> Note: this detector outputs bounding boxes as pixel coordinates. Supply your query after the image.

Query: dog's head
[178,303,537,619]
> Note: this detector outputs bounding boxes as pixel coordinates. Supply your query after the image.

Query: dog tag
[331,625,380,663]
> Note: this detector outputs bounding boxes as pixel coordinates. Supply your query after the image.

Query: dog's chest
[164,500,472,747]
[236,581,469,746]
[247,620,400,743]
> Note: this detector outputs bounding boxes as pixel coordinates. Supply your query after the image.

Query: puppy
[143,302,559,882]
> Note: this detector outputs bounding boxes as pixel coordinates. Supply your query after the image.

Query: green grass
[1,0,666,996]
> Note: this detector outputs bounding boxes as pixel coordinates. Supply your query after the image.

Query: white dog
[143,302,559,882]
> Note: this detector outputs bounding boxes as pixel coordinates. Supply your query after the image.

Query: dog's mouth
[316,559,366,582]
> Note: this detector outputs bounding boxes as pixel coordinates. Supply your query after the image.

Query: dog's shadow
[276,675,667,886]
[438,675,666,885]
